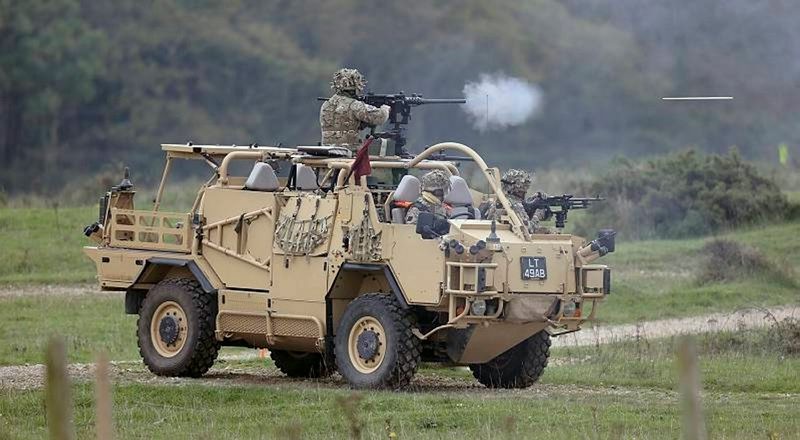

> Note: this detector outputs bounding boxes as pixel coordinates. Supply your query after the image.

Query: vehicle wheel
[137,278,220,377]
[469,330,551,389]
[334,293,421,389]
[270,350,332,378]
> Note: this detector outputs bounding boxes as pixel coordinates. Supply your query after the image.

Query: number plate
[520,257,547,280]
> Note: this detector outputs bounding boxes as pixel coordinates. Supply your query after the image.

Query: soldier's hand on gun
[526,192,553,221]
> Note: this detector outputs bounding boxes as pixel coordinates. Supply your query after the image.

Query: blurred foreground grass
[1,326,797,439]
[2,380,796,439]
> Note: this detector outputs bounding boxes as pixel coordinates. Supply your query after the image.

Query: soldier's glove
[535,208,553,221]
[530,192,552,220]
[523,196,548,220]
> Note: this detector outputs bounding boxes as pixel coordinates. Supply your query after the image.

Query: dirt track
[1,284,797,392]
[553,305,799,348]
[0,359,681,401]
[0,284,109,299]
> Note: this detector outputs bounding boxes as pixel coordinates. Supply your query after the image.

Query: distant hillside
[2,0,799,192]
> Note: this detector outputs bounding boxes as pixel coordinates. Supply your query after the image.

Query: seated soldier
[405,170,451,225]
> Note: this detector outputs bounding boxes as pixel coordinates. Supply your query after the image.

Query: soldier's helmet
[331,68,366,94]
[421,170,451,193]
[501,169,532,198]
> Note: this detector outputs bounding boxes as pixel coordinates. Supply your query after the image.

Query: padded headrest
[444,176,474,206]
[295,164,318,190]
[393,175,421,202]
[245,162,279,191]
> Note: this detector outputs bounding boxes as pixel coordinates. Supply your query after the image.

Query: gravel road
[553,305,799,348]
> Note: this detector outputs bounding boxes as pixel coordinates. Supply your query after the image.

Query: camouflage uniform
[405,170,451,225]
[320,68,390,149]
[481,169,548,233]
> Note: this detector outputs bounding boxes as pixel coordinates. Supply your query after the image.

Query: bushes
[696,239,795,287]
[574,150,790,239]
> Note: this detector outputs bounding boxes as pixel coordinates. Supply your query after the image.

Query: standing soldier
[405,170,451,225]
[320,68,390,150]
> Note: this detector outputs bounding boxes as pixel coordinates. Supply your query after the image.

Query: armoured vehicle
[83,142,614,389]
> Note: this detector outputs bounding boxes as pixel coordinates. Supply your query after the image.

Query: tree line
[2,0,798,192]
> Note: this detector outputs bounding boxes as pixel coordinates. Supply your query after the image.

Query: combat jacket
[320,93,389,148]
[479,194,541,233]
[405,192,450,225]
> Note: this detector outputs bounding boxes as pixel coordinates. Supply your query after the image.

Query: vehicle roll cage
[155,143,530,240]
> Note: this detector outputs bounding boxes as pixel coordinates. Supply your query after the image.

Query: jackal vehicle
[83,142,615,389]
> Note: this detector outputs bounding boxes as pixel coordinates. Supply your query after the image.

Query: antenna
[485,94,489,129]
[662,96,733,101]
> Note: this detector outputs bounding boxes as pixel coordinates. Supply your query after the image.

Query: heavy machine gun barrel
[362,94,466,108]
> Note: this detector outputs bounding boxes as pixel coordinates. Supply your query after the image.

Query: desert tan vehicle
[83,142,615,389]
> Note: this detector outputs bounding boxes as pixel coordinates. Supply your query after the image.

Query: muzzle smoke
[461,73,542,132]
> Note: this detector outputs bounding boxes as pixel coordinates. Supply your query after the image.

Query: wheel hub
[150,300,187,358]
[158,315,180,345]
[347,316,387,374]
[356,330,380,360]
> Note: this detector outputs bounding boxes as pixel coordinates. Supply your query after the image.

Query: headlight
[471,299,487,316]
[562,300,577,317]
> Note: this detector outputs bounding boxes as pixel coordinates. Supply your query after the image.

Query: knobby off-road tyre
[270,350,332,378]
[137,278,220,377]
[469,330,551,389]
[334,293,421,389]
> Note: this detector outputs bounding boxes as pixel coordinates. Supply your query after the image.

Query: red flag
[350,136,373,184]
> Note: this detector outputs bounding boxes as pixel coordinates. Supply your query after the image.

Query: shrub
[698,319,800,358]
[775,317,800,356]
[696,239,794,286]
[574,150,790,239]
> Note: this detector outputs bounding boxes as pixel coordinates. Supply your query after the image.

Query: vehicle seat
[390,175,421,224]
[244,162,280,191]
[445,176,481,219]
[295,164,318,190]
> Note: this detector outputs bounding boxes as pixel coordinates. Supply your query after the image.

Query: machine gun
[523,194,605,229]
[319,91,465,156]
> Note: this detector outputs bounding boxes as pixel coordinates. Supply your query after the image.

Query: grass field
[1,328,797,439]
[1,205,798,438]
[598,221,799,323]
[0,207,96,284]
[0,293,136,365]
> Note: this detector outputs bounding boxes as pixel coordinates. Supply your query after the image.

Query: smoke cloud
[461,73,543,132]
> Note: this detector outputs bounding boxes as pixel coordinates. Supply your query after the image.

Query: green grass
[0,294,137,365]
[545,328,800,394]
[597,221,800,323]
[0,207,97,284]
[1,292,797,438]
[1,378,798,439]
[0,293,248,365]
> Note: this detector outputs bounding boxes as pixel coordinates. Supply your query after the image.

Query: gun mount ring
[150,301,188,358]
[347,316,386,374]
